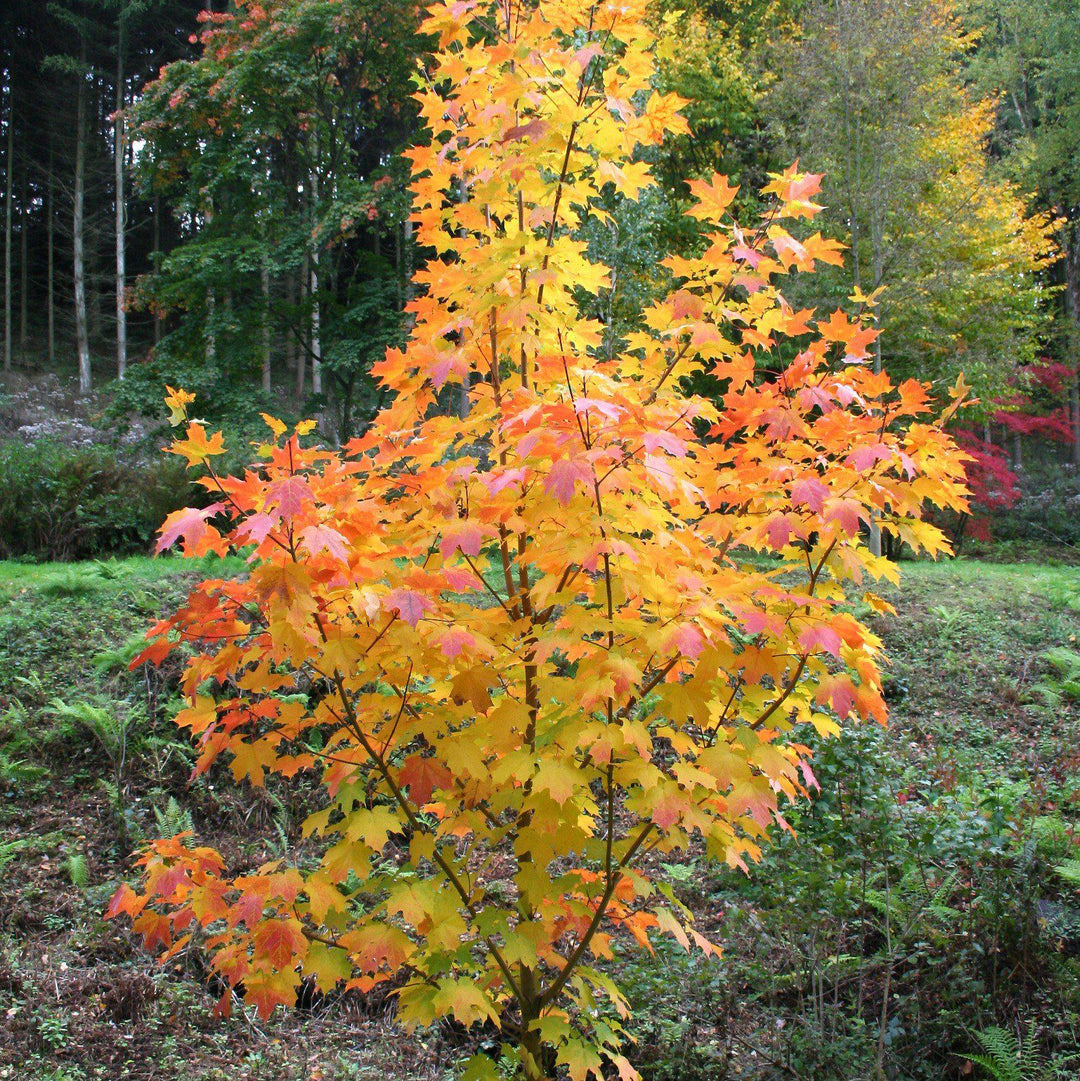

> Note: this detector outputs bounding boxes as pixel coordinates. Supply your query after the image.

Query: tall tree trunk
[19,150,27,363]
[115,24,127,379]
[152,197,161,346]
[284,269,296,377]
[309,166,322,399]
[3,78,12,373]
[204,199,215,364]
[47,150,55,367]
[261,249,271,394]
[296,248,308,398]
[1066,225,1080,467]
[74,57,91,394]
[1071,372,1080,468]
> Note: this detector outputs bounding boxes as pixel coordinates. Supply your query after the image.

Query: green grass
[0,551,1078,1080]
[0,553,243,597]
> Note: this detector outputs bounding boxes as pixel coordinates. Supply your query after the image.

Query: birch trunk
[152,197,161,346]
[295,249,307,398]
[261,250,271,394]
[3,80,12,372]
[74,58,91,394]
[309,167,322,399]
[114,28,127,379]
[19,152,27,362]
[47,151,55,367]
[204,200,215,364]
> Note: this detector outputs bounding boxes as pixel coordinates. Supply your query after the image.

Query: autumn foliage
[108,2,969,1077]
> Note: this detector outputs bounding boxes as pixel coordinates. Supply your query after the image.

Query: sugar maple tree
[109,2,968,1077]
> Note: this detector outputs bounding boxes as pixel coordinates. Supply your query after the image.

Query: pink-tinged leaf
[784,172,823,201]
[643,430,687,457]
[545,458,592,505]
[483,467,527,496]
[300,524,349,562]
[440,522,486,559]
[516,432,541,457]
[799,760,820,791]
[799,385,835,412]
[799,623,843,658]
[443,567,475,591]
[668,623,704,659]
[898,452,917,479]
[828,678,856,718]
[741,610,783,637]
[771,233,807,265]
[651,789,685,830]
[436,628,475,659]
[501,403,542,432]
[384,589,434,629]
[847,443,892,472]
[572,42,603,71]
[240,513,277,546]
[732,244,762,267]
[644,453,676,491]
[429,354,455,389]
[156,503,225,554]
[573,397,624,421]
[268,474,313,519]
[834,383,864,407]
[826,500,863,536]
[790,478,829,513]
[765,513,795,549]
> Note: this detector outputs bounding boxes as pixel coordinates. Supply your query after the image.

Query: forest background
[0,0,1078,560]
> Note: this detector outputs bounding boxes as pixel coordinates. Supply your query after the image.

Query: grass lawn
[0,553,1077,1080]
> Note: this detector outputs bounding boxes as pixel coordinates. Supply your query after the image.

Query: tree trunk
[204,200,215,364]
[309,166,322,400]
[1065,224,1080,467]
[4,78,12,372]
[1071,372,1080,468]
[296,248,308,398]
[47,151,55,367]
[74,57,92,394]
[261,249,271,394]
[115,26,127,379]
[19,150,27,363]
[284,269,296,377]
[152,197,161,346]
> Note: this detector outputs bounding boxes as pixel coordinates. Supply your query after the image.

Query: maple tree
[108,2,969,1077]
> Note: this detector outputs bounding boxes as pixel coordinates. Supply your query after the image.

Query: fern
[0,750,47,787]
[65,853,89,889]
[12,670,46,704]
[48,698,131,763]
[37,567,103,597]
[969,1023,1049,1081]
[1054,859,1080,890]
[865,867,962,933]
[152,796,194,840]
[1034,648,1080,707]
[0,837,33,877]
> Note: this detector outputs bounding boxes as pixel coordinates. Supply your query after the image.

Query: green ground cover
[0,555,1077,1080]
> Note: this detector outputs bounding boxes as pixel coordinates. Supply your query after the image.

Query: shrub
[992,462,1080,549]
[0,439,197,561]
